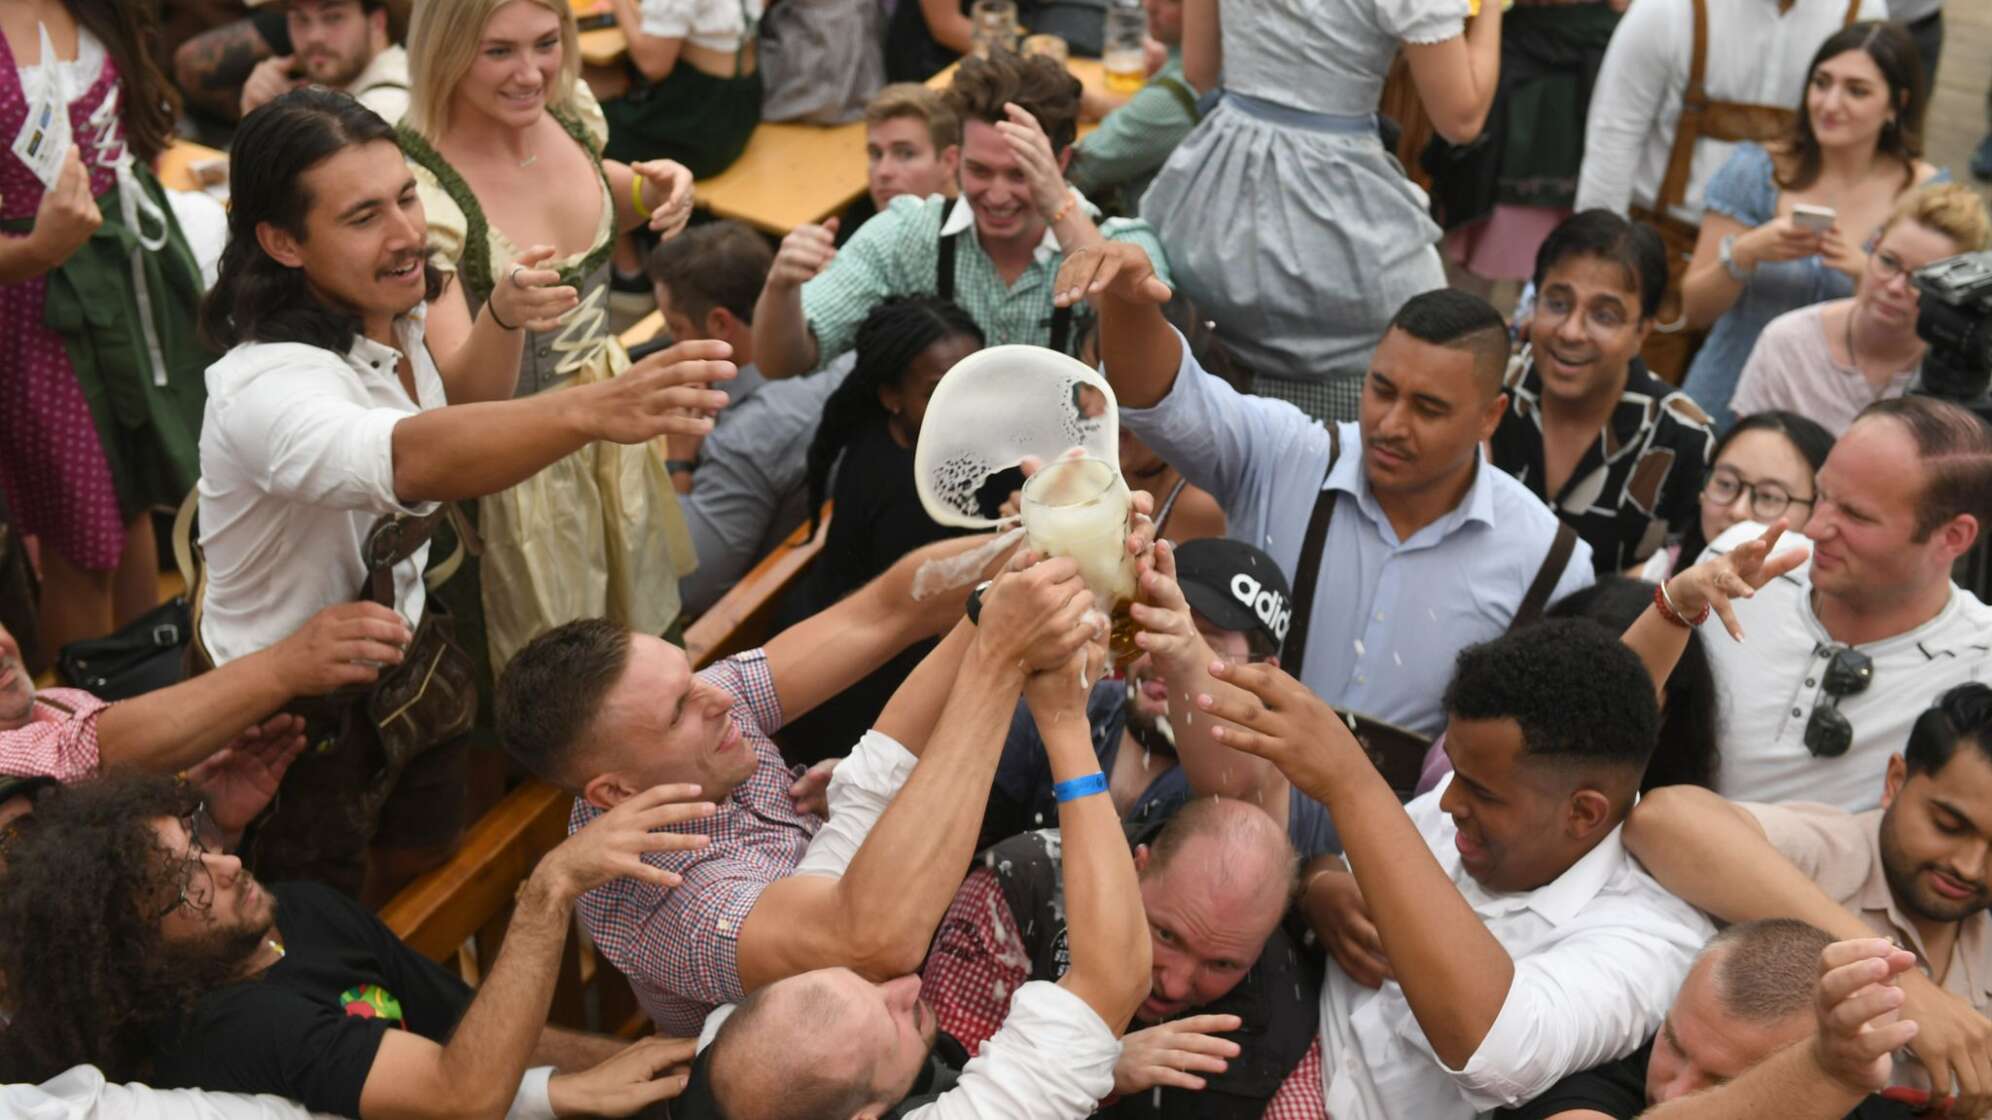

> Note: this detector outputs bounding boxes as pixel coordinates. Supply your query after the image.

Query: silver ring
[509,264,526,289]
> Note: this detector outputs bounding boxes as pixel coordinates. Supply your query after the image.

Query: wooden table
[578,25,628,67]
[692,57,1105,236]
[155,139,226,193]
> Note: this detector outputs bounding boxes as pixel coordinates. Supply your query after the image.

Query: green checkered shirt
[800,193,1171,362]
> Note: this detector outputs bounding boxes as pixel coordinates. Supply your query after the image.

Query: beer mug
[1101,0,1147,93]
[1021,456,1141,663]
[971,0,1020,57]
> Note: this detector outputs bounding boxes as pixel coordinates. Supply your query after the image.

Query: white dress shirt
[197,309,448,665]
[1575,0,1889,224]
[4,1067,323,1120]
[1699,521,1992,810]
[1319,776,1713,1119]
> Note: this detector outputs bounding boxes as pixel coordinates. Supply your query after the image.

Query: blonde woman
[1730,183,1992,436]
[401,0,707,674]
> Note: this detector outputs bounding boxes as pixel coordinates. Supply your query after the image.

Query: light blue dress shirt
[1120,330,1596,737]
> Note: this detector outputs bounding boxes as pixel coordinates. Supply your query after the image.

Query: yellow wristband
[632,174,649,218]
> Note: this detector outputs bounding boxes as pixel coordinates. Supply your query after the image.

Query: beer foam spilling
[914,345,1120,529]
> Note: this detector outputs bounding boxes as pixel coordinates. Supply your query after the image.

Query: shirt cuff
[506,1067,556,1120]
[794,730,917,879]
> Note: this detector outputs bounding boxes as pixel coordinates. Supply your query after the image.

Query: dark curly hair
[945,49,1082,154]
[0,772,260,1083]
[1443,618,1660,782]
[803,295,984,537]
[1547,577,1720,792]
[201,87,444,353]
[1904,683,1992,780]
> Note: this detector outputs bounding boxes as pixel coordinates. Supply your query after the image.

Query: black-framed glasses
[1702,469,1816,523]
[1804,646,1875,758]
[152,801,224,922]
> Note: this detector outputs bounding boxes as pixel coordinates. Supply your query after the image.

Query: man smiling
[752,50,1168,379]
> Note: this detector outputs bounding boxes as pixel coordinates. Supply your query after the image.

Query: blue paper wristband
[1052,772,1109,803]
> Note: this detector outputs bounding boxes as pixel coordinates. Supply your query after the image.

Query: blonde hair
[405,0,581,140]
[1881,182,1992,254]
[864,83,961,152]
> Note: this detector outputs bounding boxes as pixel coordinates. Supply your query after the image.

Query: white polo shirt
[1319,776,1712,1119]
[196,308,447,666]
[1700,521,1992,811]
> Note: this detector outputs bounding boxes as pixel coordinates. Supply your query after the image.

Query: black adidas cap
[1171,538,1293,655]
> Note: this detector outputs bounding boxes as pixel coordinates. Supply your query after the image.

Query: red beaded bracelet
[1653,580,1711,629]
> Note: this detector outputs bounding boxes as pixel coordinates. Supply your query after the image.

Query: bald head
[1146,797,1296,897]
[707,972,880,1120]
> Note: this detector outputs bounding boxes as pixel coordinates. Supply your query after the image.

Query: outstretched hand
[633,159,696,239]
[548,1036,698,1117]
[1663,519,1809,641]
[538,783,717,901]
[1197,660,1363,799]
[1053,241,1173,309]
[188,715,309,841]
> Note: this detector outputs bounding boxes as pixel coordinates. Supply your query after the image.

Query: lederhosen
[1281,425,1579,798]
[186,503,479,898]
[980,823,1323,1118]
[1633,0,1863,383]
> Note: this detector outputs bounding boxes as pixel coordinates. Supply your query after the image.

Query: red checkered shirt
[571,650,821,1037]
[0,688,107,782]
[922,868,1329,1119]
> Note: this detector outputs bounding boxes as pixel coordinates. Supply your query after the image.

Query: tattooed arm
[172,18,274,123]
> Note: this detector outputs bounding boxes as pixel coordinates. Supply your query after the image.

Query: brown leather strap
[1654,0,1806,217]
[362,506,456,607]
[1511,522,1579,632]
[1280,424,1342,679]
[1844,0,1862,27]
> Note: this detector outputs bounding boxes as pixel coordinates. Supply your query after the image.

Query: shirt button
[1374,610,1386,622]
[1354,672,1367,684]
[1792,708,1804,718]
[1805,678,1817,687]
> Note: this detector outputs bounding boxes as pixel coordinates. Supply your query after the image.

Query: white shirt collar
[939,189,1102,266]
[1435,774,1632,928]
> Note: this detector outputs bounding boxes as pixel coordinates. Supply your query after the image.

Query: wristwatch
[966,580,993,625]
[1719,234,1752,282]
[665,459,698,476]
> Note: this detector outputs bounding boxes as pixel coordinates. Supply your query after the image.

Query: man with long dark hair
[0,770,711,1118]
[193,87,731,899]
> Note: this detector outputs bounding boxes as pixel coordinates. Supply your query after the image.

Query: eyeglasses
[1869,249,1910,284]
[152,801,224,922]
[1702,469,1815,523]
[1803,646,1875,758]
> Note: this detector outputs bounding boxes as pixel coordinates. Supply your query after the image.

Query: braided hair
[804,296,984,535]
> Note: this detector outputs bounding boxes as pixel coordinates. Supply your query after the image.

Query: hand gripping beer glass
[912,344,1143,664]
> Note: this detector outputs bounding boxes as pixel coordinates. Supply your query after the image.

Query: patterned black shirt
[1490,353,1717,574]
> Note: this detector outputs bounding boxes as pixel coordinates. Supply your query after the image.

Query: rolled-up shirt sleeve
[1425,913,1692,1110]
[1574,0,1679,216]
[794,730,918,879]
[211,349,432,517]
[1116,326,1322,516]
[0,690,107,782]
[904,981,1121,1120]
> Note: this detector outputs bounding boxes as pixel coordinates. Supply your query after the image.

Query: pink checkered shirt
[922,868,1328,1119]
[571,650,822,1037]
[0,688,107,782]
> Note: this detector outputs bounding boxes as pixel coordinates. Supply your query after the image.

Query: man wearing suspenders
[1058,240,1593,789]
[751,49,1170,380]
[1575,0,1878,380]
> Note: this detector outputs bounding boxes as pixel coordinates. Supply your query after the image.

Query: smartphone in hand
[1792,204,1837,234]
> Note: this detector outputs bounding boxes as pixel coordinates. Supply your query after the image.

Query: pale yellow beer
[1021,457,1141,663]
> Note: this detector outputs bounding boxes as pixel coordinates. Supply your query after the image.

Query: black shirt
[1500,1038,1916,1120]
[150,882,473,1118]
[1489,354,1716,574]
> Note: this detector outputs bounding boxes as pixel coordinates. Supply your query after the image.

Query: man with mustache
[239,0,409,124]
[1629,683,1992,1117]
[1057,241,1593,743]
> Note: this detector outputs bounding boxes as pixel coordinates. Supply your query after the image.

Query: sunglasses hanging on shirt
[1803,645,1875,759]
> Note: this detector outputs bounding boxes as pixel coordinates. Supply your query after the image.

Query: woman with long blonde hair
[402,0,709,673]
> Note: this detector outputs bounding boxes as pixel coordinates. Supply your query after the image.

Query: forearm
[1047,715,1148,1032]
[0,233,56,285]
[1638,1041,1863,1120]
[433,878,573,1117]
[1680,253,1747,329]
[750,284,819,379]
[1182,0,1219,92]
[528,1027,624,1074]
[602,162,654,237]
[1324,763,1513,1067]
[431,304,529,404]
[389,393,596,502]
[611,0,683,82]
[96,648,297,771]
[828,645,1026,972]
[1097,295,1184,408]
[922,0,974,53]
[1624,788,1872,941]
[1621,602,1693,709]
[1049,208,1108,258]
[1166,657,1282,803]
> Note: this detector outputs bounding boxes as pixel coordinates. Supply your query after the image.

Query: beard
[161,894,282,990]
[1880,808,1992,924]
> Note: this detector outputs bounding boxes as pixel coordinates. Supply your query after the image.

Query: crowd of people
[3,0,1992,1117]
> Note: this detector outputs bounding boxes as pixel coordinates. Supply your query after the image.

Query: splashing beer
[1020,456,1141,664]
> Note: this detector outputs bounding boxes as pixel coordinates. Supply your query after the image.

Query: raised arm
[387,341,732,502]
[1197,664,1515,1068]
[1053,241,1181,407]
[1034,640,1150,1033]
[751,222,837,380]
[1401,6,1502,146]
[1181,0,1220,93]
[1619,521,1807,707]
[95,602,412,774]
[734,558,1098,989]
[420,247,574,406]
[358,785,714,1120]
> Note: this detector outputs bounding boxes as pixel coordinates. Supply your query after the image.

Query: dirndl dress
[402,93,697,680]
[1140,0,1465,421]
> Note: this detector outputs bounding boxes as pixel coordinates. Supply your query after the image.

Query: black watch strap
[966,580,993,625]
